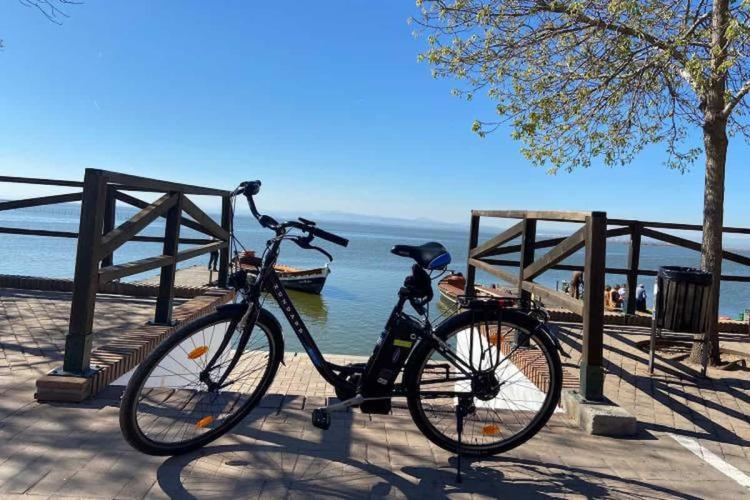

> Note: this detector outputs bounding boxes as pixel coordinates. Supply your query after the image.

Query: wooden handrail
[101,170,231,197]
[0,175,84,188]
[608,218,750,235]
[641,227,750,267]
[0,192,83,211]
[471,209,592,222]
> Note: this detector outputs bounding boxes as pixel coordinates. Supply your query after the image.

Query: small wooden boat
[237,251,331,295]
[438,272,514,306]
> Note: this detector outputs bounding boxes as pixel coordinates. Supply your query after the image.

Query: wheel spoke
[124,314,277,451]
[409,314,560,454]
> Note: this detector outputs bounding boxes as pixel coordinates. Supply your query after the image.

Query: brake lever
[292,238,333,262]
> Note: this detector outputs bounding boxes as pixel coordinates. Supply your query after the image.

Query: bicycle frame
[203,194,513,402]
[210,233,482,400]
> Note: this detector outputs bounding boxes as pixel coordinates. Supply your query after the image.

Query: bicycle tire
[119,306,283,456]
[404,308,562,457]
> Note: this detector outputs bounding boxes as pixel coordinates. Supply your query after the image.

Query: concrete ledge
[36,374,92,403]
[562,389,637,436]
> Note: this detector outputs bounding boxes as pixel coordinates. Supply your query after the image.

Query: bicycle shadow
[153,406,696,499]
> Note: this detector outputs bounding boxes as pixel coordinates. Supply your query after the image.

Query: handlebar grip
[233,180,262,197]
[310,226,349,247]
[245,180,261,196]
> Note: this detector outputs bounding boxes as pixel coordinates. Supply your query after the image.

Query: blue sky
[0,1,748,226]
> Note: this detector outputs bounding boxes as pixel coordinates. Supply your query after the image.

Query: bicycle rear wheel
[119,306,283,455]
[405,308,561,457]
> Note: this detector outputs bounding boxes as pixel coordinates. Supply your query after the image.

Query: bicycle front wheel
[405,308,562,457]
[119,306,283,455]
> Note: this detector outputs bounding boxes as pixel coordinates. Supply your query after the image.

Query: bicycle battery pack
[359,313,421,414]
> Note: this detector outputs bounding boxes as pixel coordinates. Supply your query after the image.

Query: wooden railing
[466,210,750,400]
[0,169,232,375]
[466,210,607,400]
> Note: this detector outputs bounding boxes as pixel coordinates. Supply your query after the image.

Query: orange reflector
[196,416,214,428]
[482,424,501,436]
[187,346,209,360]
[487,332,500,346]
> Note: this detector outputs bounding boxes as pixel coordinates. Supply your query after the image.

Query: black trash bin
[654,266,712,333]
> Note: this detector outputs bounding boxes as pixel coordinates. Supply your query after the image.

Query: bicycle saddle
[390,242,451,270]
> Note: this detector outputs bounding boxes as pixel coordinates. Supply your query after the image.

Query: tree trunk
[689,0,730,367]
[690,120,727,366]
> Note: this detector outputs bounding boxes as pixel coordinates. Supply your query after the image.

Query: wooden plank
[481,258,646,276]
[580,212,607,401]
[609,218,750,235]
[99,255,173,284]
[154,193,183,324]
[642,227,750,267]
[471,209,592,222]
[0,227,78,238]
[520,280,584,315]
[0,226,212,245]
[218,196,232,288]
[0,192,82,211]
[469,220,524,259]
[64,169,107,374]
[625,223,641,314]
[518,219,537,301]
[523,225,586,281]
[102,170,230,197]
[181,195,229,241]
[720,275,750,282]
[605,226,631,239]
[483,235,565,257]
[465,215,481,294]
[176,240,226,263]
[0,175,84,188]
[101,186,117,268]
[468,257,517,286]
[99,193,178,259]
[114,190,208,235]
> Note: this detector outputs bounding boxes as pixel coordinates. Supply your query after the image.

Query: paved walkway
[558,323,750,477]
[1,284,749,497]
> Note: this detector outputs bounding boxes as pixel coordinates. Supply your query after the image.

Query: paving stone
[1,290,750,497]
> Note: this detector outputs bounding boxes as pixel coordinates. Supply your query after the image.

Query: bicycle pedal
[311,408,331,430]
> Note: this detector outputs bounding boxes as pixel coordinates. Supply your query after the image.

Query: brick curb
[35,289,235,402]
[0,274,208,299]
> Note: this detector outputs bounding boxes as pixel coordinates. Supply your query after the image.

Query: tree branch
[535,1,686,63]
[723,79,750,117]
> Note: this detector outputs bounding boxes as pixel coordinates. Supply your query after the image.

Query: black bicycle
[119,181,562,461]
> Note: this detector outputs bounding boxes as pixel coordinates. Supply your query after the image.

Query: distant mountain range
[272,210,467,230]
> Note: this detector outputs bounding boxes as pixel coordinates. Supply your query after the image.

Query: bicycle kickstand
[455,397,473,484]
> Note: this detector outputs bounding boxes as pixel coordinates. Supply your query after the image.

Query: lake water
[2,203,749,356]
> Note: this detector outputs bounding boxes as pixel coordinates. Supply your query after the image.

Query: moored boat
[437,272,514,306]
[237,251,331,294]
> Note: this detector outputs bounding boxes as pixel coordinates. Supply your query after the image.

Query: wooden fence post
[63,169,107,375]
[464,214,480,295]
[153,192,182,325]
[218,195,231,288]
[518,218,537,300]
[626,222,641,315]
[580,211,607,400]
[101,186,116,268]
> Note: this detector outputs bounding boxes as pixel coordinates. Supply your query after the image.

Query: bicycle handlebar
[234,180,349,248]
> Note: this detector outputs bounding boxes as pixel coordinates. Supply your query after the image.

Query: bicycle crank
[310,394,390,430]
